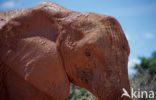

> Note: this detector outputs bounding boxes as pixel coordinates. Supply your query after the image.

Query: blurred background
[0,0,155,99]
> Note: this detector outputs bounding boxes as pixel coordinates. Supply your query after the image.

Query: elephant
[0,1,131,100]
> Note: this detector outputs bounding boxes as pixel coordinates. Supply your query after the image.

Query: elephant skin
[0,1,131,100]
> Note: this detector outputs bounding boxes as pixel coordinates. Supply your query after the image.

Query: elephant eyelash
[85,51,91,57]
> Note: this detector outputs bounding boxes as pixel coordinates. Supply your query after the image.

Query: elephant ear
[0,8,70,99]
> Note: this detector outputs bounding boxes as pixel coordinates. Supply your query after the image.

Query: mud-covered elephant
[0,1,131,100]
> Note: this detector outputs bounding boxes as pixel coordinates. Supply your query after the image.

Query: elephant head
[0,2,131,100]
[58,13,131,100]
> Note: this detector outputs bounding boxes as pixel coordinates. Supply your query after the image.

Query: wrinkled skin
[0,1,131,100]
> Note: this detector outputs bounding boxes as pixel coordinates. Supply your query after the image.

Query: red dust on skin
[0,1,131,100]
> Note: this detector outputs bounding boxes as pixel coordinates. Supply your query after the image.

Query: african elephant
[0,1,131,100]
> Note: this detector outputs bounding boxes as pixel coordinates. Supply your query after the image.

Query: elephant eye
[85,51,91,57]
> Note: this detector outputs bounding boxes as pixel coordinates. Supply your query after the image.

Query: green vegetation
[67,84,95,100]
[130,51,156,100]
